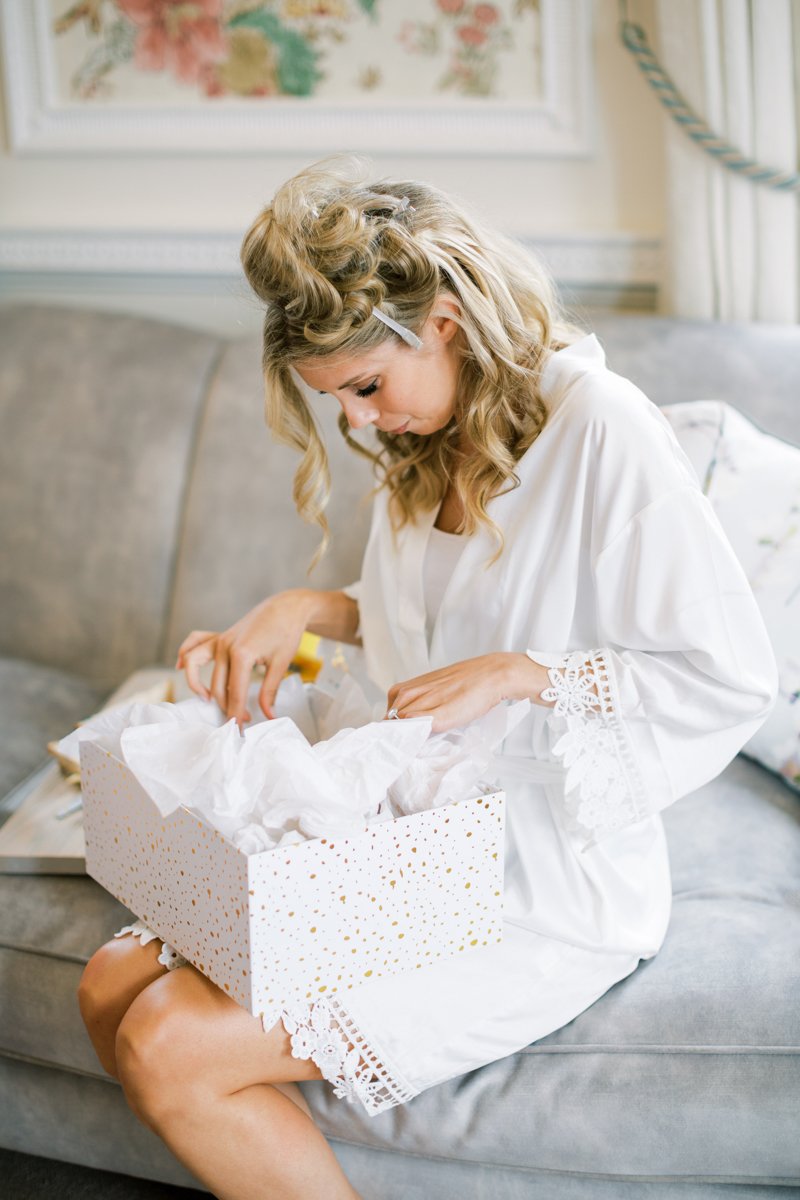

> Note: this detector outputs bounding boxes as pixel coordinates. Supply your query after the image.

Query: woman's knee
[78,944,123,1075]
[78,936,166,1077]
[114,986,197,1129]
[77,941,123,1031]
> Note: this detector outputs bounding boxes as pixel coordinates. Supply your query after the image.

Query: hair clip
[372,307,423,350]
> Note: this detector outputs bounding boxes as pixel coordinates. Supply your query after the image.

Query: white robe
[325,333,777,1116]
[118,334,777,1119]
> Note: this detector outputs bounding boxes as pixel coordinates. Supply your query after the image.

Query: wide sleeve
[340,580,361,604]
[339,581,362,640]
[527,485,778,853]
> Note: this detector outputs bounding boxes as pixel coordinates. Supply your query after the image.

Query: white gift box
[80,740,505,1029]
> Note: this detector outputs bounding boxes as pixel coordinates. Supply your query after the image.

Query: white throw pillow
[662,400,800,792]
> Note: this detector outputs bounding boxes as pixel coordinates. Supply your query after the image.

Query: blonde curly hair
[240,152,586,567]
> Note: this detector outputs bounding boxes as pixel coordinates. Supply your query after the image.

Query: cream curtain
[654,0,800,322]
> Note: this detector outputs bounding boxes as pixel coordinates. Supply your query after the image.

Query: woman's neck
[434,485,465,534]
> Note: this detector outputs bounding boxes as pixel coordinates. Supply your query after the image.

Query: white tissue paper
[388,697,531,816]
[60,665,528,855]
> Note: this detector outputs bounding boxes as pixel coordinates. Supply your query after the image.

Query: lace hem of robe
[114,922,415,1115]
[278,995,417,1117]
[114,919,190,971]
[530,647,649,846]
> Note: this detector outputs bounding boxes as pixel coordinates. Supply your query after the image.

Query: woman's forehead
[294,348,389,388]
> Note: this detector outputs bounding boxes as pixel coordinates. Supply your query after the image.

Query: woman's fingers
[387,678,448,715]
[390,688,465,732]
[182,639,214,701]
[258,656,291,720]
[176,596,322,722]
[225,652,255,726]
[209,645,231,713]
[386,678,426,708]
[175,629,217,667]
[386,658,507,733]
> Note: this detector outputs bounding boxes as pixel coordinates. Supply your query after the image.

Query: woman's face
[293,300,462,438]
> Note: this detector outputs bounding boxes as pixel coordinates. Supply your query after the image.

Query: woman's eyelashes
[355,380,378,398]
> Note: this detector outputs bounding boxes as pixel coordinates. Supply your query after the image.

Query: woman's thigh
[80,934,169,1008]
[78,934,172,1061]
[114,962,325,1100]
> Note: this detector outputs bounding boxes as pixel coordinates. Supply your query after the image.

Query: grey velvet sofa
[1,301,798,1199]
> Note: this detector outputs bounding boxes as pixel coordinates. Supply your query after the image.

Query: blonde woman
[78,155,777,1200]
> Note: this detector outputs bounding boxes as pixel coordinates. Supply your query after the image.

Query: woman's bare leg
[141,1079,359,1200]
[78,936,316,1126]
[271,1080,314,1119]
[115,964,364,1200]
[78,934,169,1076]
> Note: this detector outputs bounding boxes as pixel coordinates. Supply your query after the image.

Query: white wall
[0,0,666,335]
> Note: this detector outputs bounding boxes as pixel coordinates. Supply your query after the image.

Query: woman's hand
[386,653,550,734]
[175,590,321,726]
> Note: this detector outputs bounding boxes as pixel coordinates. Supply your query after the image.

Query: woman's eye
[355,381,378,398]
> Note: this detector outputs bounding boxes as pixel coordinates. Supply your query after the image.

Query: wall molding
[0,229,661,292]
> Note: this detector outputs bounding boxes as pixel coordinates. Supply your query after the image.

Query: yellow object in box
[287,631,323,683]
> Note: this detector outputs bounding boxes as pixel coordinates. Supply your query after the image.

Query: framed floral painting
[0,0,592,154]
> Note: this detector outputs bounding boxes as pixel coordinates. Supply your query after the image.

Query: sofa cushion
[590,313,800,445]
[2,755,797,1184]
[0,305,224,690]
[662,399,800,791]
[0,658,108,801]
[0,875,132,1077]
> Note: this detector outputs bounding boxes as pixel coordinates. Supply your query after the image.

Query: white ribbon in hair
[371,306,423,349]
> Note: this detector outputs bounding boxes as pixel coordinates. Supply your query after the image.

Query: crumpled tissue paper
[388,697,531,815]
[58,670,529,856]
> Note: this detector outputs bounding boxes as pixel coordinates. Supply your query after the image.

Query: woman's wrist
[502,652,553,707]
[299,588,361,644]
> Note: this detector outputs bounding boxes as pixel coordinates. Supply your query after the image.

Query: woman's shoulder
[535,336,699,496]
[543,336,677,448]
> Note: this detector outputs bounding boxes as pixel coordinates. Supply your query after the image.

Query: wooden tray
[0,667,192,875]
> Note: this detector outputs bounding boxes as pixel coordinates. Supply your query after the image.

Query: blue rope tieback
[620,17,800,194]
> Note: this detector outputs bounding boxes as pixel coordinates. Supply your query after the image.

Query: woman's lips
[388,420,410,434]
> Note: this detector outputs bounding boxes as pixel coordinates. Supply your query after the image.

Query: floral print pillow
[662,400,800,792]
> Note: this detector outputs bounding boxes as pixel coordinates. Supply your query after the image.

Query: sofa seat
[0,658,108,800]
[0,874,131,1075]
[1,753,797,1193]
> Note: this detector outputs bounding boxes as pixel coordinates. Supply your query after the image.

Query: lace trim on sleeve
[277,996,417,1118]
[114,919,190,972]
[528,648,649,847]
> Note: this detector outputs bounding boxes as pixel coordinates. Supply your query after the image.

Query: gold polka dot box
[79,741,505,1029]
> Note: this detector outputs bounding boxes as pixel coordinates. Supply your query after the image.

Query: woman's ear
[429,294,462,344]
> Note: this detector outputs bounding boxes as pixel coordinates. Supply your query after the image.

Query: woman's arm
[303,588,361,645]
[385,653,557,731]
[176,587,361,724]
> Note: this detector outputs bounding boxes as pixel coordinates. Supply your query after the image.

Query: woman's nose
[342,399,380,429]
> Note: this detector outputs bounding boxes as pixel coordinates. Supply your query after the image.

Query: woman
[78,154,777,1200]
